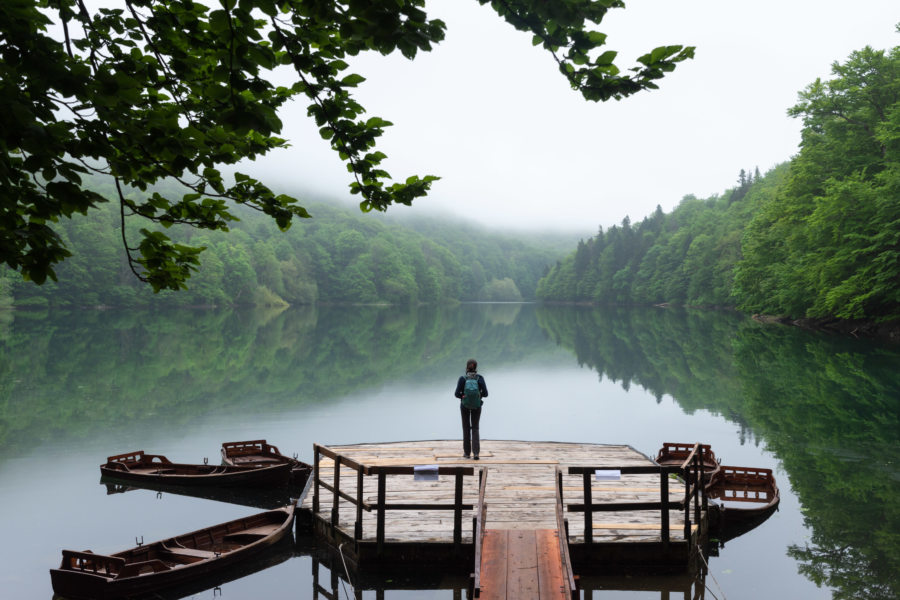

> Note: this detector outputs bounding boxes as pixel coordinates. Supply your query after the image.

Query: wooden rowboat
[655,442,721,484]
[656,443,780,541]
[100,450,291,488]
[707,464,780,524]
[221,440,312,486]
[49,503,295,599]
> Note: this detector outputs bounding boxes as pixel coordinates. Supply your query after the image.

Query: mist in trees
[0,182,570,308]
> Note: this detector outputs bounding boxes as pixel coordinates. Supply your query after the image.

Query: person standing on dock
[455,358,488,460]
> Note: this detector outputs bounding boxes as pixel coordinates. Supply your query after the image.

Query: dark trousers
[460,405,482,457]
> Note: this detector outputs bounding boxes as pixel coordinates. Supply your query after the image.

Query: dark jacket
[455,373,488,406]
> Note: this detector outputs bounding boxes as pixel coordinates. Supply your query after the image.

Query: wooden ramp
[479,529,570,600]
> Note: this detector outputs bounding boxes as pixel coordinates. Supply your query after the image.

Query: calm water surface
[0,304,897,599]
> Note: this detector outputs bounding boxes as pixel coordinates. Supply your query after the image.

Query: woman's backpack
[462,374,482,408]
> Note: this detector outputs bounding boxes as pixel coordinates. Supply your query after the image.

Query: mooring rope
[337,543,355,600]
[698,550,727,600]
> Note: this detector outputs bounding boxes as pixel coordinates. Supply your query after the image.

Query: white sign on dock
[414,465,439,481]
[595,469,621,481]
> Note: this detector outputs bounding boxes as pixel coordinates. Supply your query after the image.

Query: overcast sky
[259,0,898,234]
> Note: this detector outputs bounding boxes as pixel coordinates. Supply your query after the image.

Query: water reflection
[307,549,471,600]
[101,478,308,511]
[537,305,900,600]
[0,305,897,598]
[0,304,552,458]
[578,573,707,599]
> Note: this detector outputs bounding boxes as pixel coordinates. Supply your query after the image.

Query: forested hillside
[0,183,576,308]
[538,44,899,323]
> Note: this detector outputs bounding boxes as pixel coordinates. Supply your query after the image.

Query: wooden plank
[593,523,700,531]
[504,486,683,493]
[476,460,560,465]
[506,530,539,599]
[480,529,508,600]
[341,456,439,466]
[434,452,494,459]
[536,529,567,599]
[333,447,436,453]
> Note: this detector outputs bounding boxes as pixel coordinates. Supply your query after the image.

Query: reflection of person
[454,358,488,460]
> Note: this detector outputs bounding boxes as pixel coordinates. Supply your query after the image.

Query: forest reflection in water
[0,304,897,599]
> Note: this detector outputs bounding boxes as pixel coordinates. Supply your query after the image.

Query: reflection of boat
[50,504,295,599]
[221,440,312,486]
[707,465,780,527]
[101,476,303,511]
[100,451,291,487]
[655,442,721,483]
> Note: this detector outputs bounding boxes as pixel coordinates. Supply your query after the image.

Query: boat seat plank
[115,559,171,578]
[237,524,279,536]
[161,546,219,559]
[129,467,177,475]
[222,524,279,542]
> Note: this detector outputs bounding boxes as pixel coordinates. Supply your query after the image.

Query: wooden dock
[298,439,708,594]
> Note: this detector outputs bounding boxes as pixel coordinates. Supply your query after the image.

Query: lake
[0,304,897,599]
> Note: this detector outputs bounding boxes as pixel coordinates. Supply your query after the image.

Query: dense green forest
[537,44,899,323]
[0,183,576,308]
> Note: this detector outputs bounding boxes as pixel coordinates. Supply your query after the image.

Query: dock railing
[312,444,476,555]
[679,442,708,537]
[471,468,488,598]
[566,442,707,546]
[556,467,579,599]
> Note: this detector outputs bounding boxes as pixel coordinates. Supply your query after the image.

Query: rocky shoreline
[752,314,900,343]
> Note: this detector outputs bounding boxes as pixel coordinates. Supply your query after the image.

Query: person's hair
[466,358,478,373]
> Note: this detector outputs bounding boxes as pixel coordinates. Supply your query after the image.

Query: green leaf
[341,73,366,86]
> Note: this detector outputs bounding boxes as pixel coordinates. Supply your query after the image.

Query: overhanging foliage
[1,0,693,290]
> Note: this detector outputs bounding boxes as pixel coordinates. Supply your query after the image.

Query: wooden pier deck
[299,439,706,578]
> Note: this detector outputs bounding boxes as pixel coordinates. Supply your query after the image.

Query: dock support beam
[582,471,592,544]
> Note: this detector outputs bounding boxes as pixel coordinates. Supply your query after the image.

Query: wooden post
[311,556,319,600]
[699,445,708,514]
[376,472,386,555]
[683,462,691,540]
[355,468,364,541]
[453,470,464,548]
[557,469,563,502]
[661,467,670,547]
[331,454,342,529]
[313,445,320,514]
[582,470,592,544]
[693,457,701,530]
